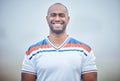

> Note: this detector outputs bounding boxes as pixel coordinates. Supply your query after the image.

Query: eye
[59,13,65,17]
[50,13,56,17]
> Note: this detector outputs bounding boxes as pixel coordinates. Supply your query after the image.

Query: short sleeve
[21,54,36,75]
[81,50,97,74]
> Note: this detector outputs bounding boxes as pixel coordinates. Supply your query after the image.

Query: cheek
[47,17,52,23]
[48,19,53,23]
[63,18,69,23]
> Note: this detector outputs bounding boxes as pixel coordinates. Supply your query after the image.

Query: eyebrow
[50,13,65,17]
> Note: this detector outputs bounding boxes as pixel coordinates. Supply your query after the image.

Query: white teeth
[53,23,61,24]
[53,23,62,25]
[54,24,62,26]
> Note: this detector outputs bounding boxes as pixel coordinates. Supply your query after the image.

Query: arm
[21,73,37,81]
[81,72,97,81]
[81,49,97,81]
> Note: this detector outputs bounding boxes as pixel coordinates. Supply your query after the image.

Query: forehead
[48,5,68,14]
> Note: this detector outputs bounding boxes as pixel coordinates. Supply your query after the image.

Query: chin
[49,24,66,34]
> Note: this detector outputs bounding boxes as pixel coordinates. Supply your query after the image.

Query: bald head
[47,3,69,16]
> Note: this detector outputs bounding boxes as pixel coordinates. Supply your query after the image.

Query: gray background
[0,0,120,81]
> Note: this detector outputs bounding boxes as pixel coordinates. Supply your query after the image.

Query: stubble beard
[49,25,66,34]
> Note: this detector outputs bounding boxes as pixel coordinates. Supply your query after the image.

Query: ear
[67,16,70,23]
[46,16,49,23]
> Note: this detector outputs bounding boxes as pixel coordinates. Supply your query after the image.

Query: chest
[34,51,84,72]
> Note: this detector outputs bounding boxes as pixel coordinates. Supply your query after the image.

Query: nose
[55,15,61,22]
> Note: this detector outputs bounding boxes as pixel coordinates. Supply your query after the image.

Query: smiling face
[46,3,70,34]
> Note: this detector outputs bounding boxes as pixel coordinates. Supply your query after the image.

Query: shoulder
[28,39,47,49]
[26,39,49,55]
[68,37,92,53]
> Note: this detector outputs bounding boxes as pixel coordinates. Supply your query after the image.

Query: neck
[48,32,68,47]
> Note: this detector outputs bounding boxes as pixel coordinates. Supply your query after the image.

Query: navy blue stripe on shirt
[29,49,88,60]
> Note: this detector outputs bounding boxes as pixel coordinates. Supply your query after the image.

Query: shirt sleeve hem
[82,70,97,74]
[21,70,37,75]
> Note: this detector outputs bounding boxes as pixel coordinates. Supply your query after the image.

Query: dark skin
[82,72,97,81]
[21,73,36,81]
[21,72,97,81]
[21,3,97,81]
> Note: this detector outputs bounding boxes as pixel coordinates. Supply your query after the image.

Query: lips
[53,22,61,24]
[51,21,64,25]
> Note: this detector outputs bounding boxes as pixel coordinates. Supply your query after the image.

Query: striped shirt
[22,36,97,81]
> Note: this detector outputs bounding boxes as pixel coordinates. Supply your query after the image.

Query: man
[21,3,97,81]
